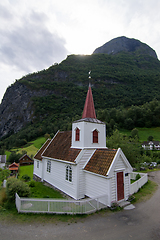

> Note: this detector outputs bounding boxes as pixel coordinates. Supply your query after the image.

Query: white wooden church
[33,85,133,206]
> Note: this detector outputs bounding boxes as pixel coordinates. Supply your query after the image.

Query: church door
[117,172,124,201]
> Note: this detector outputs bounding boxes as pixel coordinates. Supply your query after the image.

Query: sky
[1,0,160,102]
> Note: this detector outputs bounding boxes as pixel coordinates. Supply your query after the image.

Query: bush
[136,173,141,181]
[21,174,31,182]
[29,180,35,187]
[0,188,7,206]
[6,177,30,201]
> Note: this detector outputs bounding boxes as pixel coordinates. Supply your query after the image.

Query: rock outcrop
[93,36,158,59]
[0,81,54,138]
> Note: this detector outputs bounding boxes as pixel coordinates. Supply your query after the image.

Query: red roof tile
[82,85,96,119]
[9,162,19,171]
[42,131,81,162]
[34,139,51,161]
[84,149,117,176]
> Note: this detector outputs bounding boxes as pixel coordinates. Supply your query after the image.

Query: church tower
[71,84,106,149]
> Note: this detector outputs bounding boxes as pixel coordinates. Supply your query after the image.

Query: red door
[117,172,124,201]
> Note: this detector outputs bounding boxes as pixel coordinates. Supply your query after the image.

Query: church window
[37,161,39,169]
[47,160,51,173]
[66,165,72,182]
[75,128,80,141]
[93,129,98,143]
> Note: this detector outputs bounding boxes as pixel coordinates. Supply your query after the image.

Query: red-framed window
[93,129,98,143]
[75,128,80,141]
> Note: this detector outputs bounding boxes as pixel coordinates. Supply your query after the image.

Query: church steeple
[82,84,96,119]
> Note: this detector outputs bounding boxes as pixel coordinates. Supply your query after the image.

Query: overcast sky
[1,0,160,102]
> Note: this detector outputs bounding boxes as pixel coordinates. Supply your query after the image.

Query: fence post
[48,200,50,212]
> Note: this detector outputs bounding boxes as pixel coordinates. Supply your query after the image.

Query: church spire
[82,84,96,119]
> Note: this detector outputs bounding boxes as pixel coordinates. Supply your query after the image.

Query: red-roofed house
[33,85,133,206]
[9,162,19,175]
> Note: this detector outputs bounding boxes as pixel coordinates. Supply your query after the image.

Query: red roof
[82,85,96,119]
[9,162,19,171]
[84,149,117,176]
[42,131,81,162]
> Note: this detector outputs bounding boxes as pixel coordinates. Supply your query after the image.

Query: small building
[0,155,6,169]
[33,85,133,206]
[19,154,34,166]
[142,141,160,150]
[9,162,19,175]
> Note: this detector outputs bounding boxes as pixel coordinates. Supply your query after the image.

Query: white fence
[15,193,108,214]
[130,172,148,195]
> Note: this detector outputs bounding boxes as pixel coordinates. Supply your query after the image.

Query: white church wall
[33,160,43,180]
[85,171,109,205]
[43,158,78,199]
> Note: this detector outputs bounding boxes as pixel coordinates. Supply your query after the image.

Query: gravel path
[0,171,160,240]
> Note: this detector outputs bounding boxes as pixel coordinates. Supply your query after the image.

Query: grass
[19,165,34,180]
[29,182,63,198]
[132,179,158,203]
[32,137,46,149]
[6,137,46,160]
[120,127,160,142]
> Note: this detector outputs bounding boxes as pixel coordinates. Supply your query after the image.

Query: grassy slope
[5,137,46,160]
[120,127,160,142]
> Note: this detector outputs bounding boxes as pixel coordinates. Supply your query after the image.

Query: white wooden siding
[111,172,116,202]
[124,175,130,199]
[111,155,130,202]
[43,158,77,199]
[114,155,125,170]
[33,160,43,179]
[85,172,109,205]
[77,149,95,199]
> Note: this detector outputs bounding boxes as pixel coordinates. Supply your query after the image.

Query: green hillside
[1,52,160,150]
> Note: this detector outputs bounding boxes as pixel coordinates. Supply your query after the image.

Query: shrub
[29,180,35,187]
[0,188,7,206]
[136,173,141,181]
[6,177,30,201]
[21,174,31,182]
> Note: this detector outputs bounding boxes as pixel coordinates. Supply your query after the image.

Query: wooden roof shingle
[84,149,117,176]
[42,131,81,163]
[34,139,51,161]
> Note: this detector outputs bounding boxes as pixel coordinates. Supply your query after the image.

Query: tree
[7,152,22,164]
[148,136,154,141]
[131,128,139,139]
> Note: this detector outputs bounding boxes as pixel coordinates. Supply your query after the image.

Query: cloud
[0,8,68,72]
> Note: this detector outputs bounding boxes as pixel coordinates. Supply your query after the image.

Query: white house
[33,85,133,206]
[142,141,160,150]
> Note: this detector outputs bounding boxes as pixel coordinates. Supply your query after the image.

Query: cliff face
[0,81,54,138]
[93,36,158,59]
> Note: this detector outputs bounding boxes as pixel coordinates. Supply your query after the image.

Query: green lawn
[31,137,46,149]
[120,127,160,142]
[29,182,64,199]
[19,165,34,180]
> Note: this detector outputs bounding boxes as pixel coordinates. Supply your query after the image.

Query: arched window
[75,128,80,141]
[93,129,98,143]
[66,166,72,182]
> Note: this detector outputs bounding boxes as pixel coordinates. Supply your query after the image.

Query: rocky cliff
[0,81,54,138]
[93,36,158,59]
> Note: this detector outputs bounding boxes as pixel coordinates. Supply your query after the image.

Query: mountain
[1,37,160,141]
[93,36,158,59]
